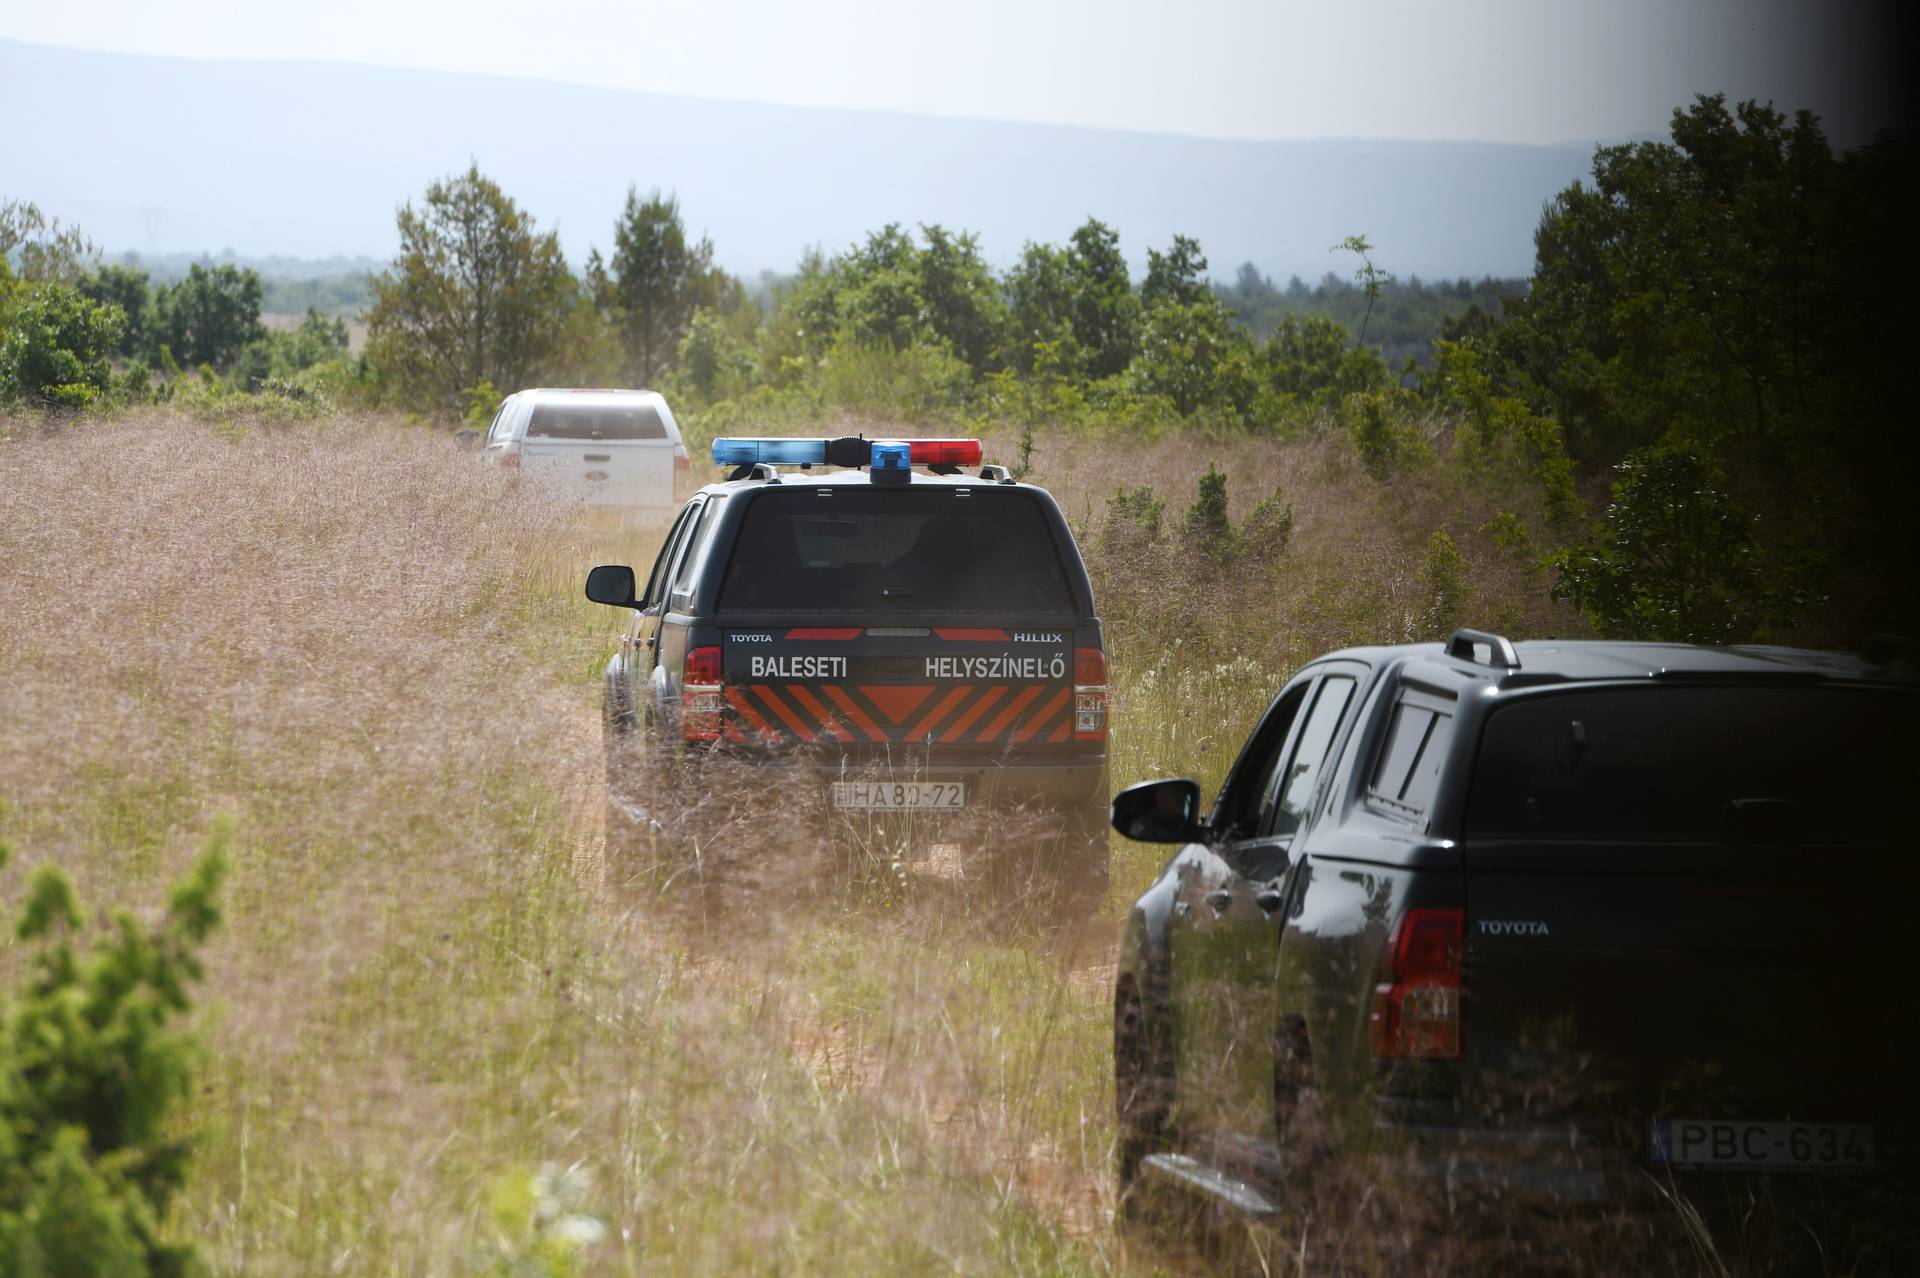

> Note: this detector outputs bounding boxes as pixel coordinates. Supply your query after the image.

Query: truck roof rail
[1446,628,1521,670]
[725,462,783,483]
[978,464,1015,484]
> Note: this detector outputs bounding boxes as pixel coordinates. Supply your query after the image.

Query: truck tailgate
[719,625,1078,750]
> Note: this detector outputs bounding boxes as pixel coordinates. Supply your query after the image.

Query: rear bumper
[687,748,1109,812]
[1384,1122,1614,1203]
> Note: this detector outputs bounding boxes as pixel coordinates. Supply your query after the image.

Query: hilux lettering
[926,654,1068,681]
[1477,920,1551,937]
[750,655,848,679]
[1011,631,1065,644]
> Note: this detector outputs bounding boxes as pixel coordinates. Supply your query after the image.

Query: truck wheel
[1115,971,1172,1219]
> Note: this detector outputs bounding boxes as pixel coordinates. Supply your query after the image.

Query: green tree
[913,225,1006,375]
[0,202,94,285]
[149,264,263,370]
[1331,234,1394,347]
[1003,242,1079,374]
[0,284,123,407]
[1142,235,1212,310]
[77,264,151,358]
[365,164,577,415]
[1182,463,1233,563]
[609,188,718,386]
[1492,94,1916,639]
[1549,441,1765,643]
[0,823,227,1275]
[1065,219,1139,379]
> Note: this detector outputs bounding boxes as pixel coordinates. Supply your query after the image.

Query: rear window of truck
[526,401,668,440]
[1466,685,1909,842]
[716,488,1076,614]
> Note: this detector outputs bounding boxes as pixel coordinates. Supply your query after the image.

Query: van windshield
[1466,685,1910,842]
[526,402,668,440]
[717,488,1076,615]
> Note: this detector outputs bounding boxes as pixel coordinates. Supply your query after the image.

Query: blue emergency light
[710,437,828,466]
[711,436,985,474]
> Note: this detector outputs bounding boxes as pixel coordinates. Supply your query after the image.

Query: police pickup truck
[585,436,1110,900]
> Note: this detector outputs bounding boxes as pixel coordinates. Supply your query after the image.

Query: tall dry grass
[2,405,1719,1276]
[0,408,1127,1275]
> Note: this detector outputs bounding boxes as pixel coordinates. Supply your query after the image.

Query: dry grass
[1,405,1729,1276]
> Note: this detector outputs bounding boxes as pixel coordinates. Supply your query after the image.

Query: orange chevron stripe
[861,684,934,724]
[907,685,972,739]
[1047,718,1071,743]
[751,685,817,742]
[941,686,1005,742]
[725,687,778,740]
[824,685,888,742]
[785,684,853,742]
[979,684,1043,739]
[1011,687,1072,743]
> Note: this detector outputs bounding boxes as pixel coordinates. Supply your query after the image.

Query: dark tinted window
[527,401,667,440]
[1467,686,1909,842]
[717,488,1075,614]
[1267,676,1356,836]
[642,503,697,606]
[671,496,725,602]
[1370,693,1456,816]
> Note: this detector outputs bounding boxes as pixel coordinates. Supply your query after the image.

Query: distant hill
[1,39,1599,281]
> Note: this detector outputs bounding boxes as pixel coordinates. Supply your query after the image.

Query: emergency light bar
[711,436,984,469]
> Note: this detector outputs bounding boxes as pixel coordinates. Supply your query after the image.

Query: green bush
[0,822,227,1275]
[0,284,124,408]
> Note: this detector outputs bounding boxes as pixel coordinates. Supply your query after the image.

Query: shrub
[0,284,123,407]
[0,822,227,1275]
[1550,440,1764,642]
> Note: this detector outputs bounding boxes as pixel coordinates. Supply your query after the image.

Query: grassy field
[0,406,1582,1275]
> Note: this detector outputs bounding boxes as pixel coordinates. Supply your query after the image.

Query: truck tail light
[1369,907,1463,1059]
[1074,646,1108,741]
[681,645,723,741]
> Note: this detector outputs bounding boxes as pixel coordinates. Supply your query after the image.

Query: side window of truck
[670,496,725,610]
[642,503,698,609]
[1212,682,1309,840]
[1367,688,1457,820]
[1262,675,1357,838]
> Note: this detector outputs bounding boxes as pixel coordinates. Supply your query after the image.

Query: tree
[0,823,227,1275]
[913,225,1005,374]
[78,264,151,359]
[1065,219,1139,379]
[1331,235,1393,347]
[149,264,263,370]
[1493,94,1918,639]
[0,284,123,407]
[1549,441,1764,643]
[609,188,717,386]
[1142,235,1212,310]
[1003,242,1079,373]
[365,164,577,415]
[0,201,94,285]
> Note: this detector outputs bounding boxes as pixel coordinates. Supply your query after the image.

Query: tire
[1114,972,1172,1216]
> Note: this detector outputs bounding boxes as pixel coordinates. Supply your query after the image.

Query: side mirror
[585,564,640,609]
[1111,778,1205,844]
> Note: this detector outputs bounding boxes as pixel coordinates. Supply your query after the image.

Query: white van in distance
[483,388,690,521]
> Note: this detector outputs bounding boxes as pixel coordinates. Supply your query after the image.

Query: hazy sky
[2,0,1904,144]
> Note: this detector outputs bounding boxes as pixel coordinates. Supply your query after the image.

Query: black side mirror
[1111,778,1205,844]
[585,564,640,609]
